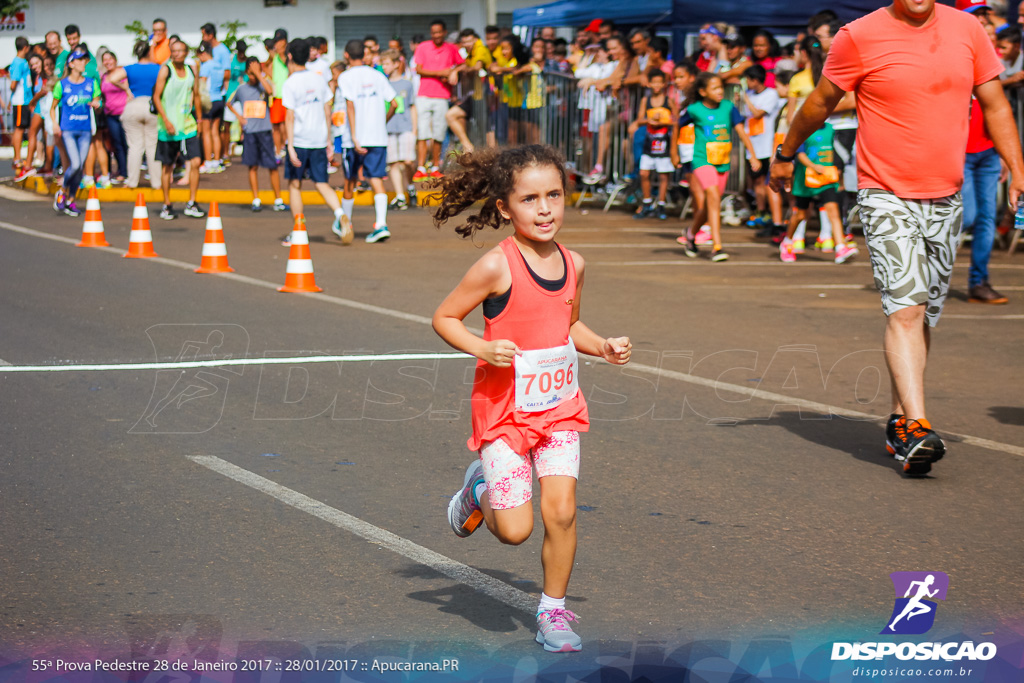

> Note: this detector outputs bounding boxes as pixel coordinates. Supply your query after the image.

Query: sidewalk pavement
[15,160,440,206]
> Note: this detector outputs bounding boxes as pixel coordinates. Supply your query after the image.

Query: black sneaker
[890,417,946,476]
[711,248,729,262]
[885,413,905,459]
[683,237,698,258]
[633,202,654,220]
[160,204,177,220]
[184,201,206,218]
[657,204,668,220]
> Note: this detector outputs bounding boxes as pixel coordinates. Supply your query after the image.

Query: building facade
[0,0,538,65]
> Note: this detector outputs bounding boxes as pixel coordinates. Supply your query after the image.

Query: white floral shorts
[478,431,580,510]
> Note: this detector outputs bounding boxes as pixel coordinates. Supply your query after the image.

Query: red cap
[584,18,602,33]
[956,0,991,12]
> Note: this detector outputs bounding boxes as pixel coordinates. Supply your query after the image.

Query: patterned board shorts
[478,431,581,510]
[857,189,963,327]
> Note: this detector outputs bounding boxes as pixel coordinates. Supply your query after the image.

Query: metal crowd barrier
[449,70,762,216]
[454,70,646,210]
[0,74,13,146]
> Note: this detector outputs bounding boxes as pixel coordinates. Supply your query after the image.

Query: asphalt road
[1,187,1022,679]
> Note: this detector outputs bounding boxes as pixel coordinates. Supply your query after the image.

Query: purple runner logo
[880,571,949,635]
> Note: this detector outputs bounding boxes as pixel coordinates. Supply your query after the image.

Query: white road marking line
[562,226,677,233]
[942,314,1024,320]
[722,284,871,290]
[187,455,536,615]
[590,259,1024,268]
[0,352,471,373]
[0,220,437,327]
[0,185,46,202]
[624,364,1024,457]
[592,259,869,267]
[570,242,770,248]
[4,219,1021,458]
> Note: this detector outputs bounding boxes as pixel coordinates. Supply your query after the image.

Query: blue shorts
[343,146,387,179]
[284,146,328,183]
[242,130,277,170]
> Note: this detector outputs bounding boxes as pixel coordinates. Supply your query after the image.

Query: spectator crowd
[0,2,1018,295]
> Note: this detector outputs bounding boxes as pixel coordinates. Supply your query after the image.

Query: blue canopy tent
[512,0,673,28]
[670,0,892,29]
[670,0,891,63]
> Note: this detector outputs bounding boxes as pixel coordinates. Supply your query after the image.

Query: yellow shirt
[788,68,814,110]
[524,62,544,109]
[491,48,512,102]
[469,40,492,69]
[468,40,492,99]
[503,57,523,107]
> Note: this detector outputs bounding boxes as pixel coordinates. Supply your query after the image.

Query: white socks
[333,207,343,219]
[341,197,354,220]
[374,192,388,227]
[819,209,833,241]
[795,211,834,243]
[537,592,565,615]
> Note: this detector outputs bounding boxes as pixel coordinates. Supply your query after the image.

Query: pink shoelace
[540,608,579,631]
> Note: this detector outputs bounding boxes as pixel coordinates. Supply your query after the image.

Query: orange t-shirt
[822,5,1002,199]
[151,38,171,65]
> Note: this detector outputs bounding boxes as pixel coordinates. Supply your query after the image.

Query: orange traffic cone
[194,202,234,273]
[124,193,158,258]
[278,214,322,293]
[76,187,110,247]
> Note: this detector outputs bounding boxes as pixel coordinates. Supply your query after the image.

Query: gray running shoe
[447,460,484,538]
[332,213,354,244]
[535,609,582,652]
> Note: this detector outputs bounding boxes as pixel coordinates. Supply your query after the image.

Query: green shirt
[271,54,288,99]
[226,54,247,101]
[793,123,838,198]
[681,100,743,172]
[157,63,198,142]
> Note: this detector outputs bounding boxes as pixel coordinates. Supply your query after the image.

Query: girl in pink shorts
[431,145,631,653]
[678,73,760,261]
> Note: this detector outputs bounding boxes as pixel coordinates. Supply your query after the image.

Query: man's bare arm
[975,77,1024,205]
[769,77,846,192]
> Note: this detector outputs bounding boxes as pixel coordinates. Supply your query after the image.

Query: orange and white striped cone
[77,187,110,247]
[124,193,159,258]
[194,201,234,273]
[278,214,322,293]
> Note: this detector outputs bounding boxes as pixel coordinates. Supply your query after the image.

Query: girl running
[679,72,760,261]
[431,145,631,653]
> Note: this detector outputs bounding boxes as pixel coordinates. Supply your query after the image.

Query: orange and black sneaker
[890,416,946,476]
[885,413,905,457]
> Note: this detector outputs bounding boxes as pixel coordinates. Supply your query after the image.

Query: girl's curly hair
[429,145,569,239]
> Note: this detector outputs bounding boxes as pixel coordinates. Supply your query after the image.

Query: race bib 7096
[514,341,579,412]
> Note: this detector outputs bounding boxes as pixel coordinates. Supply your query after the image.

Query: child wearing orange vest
[431,145,631,653]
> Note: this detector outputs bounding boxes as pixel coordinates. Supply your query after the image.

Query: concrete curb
[17,175,444,207]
